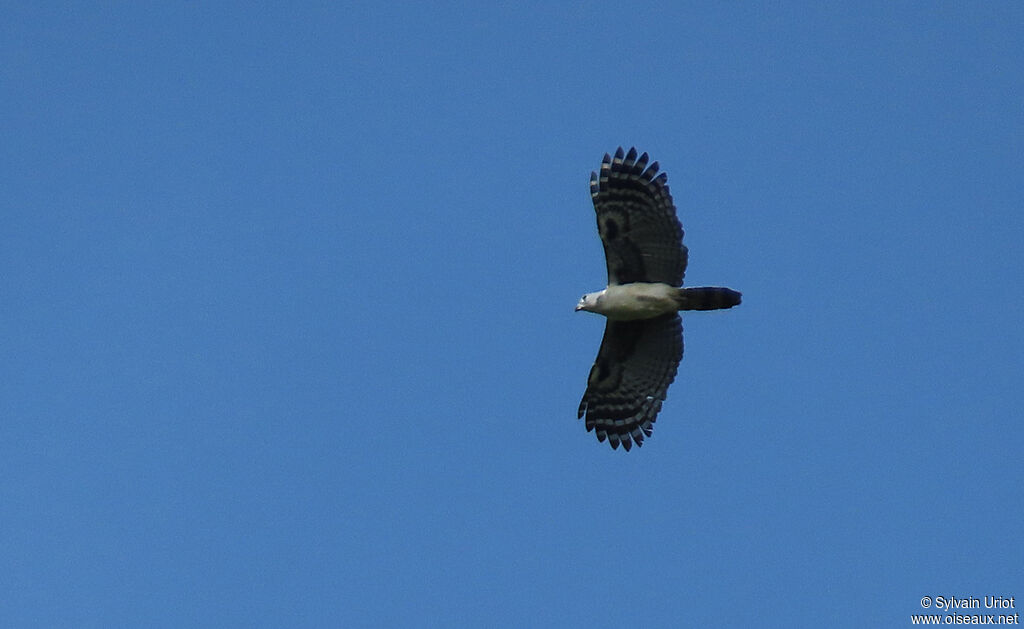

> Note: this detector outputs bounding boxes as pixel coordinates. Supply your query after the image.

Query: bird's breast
[597,283,679,321]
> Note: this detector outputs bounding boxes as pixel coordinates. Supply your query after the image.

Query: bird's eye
[581,295,587,302]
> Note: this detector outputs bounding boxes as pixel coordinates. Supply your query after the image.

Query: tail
[675,287,742,311]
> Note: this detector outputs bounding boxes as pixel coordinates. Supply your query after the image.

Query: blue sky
[3,2,1022,627]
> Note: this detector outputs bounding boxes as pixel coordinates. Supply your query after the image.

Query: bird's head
[575,290,603,313]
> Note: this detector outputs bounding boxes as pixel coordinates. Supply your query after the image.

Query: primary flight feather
[576,147,741,451]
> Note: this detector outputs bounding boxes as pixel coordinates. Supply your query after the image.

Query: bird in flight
[576,147,741,451]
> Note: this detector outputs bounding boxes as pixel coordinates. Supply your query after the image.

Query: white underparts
[592,283,680,321]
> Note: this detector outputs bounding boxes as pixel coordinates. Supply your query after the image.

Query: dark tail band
[676,287,742,311]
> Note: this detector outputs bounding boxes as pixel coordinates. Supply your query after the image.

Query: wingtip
[635,151,649,173]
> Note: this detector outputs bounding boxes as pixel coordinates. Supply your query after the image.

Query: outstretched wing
[577,313,683,451]
[591,147,688,286]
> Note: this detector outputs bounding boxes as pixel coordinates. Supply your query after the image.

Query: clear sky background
[3,3,1022,627]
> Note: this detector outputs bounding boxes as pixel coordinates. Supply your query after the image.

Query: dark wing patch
[577,313,684,451]
[591,147,688,286]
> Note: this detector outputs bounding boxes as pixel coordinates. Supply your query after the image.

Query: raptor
[576,147,741,451]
